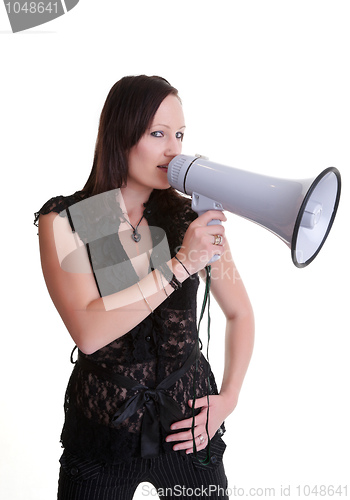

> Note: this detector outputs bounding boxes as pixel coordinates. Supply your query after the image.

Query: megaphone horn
[167,155,341,268]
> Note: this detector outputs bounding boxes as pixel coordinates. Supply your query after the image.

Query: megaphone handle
[192,193,224,264]
[195,213,222,264]
[207,219,222,226]
[207,218,222,263]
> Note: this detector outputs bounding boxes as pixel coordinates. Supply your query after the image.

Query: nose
[165,136,182,157]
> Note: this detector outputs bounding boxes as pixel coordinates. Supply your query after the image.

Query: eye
[150,131,164,138]
[176,131,184,141]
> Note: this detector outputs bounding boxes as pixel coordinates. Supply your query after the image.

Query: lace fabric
[34,189,224,463]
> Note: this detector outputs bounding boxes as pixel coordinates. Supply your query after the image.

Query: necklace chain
[122,214,144,242]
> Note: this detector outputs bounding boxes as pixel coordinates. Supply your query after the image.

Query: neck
[119,186,153,219]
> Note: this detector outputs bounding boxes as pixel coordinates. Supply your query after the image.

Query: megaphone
[167,155,341,268]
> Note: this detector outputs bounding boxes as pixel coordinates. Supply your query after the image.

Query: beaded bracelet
[169,274,182,290]
[174,255,191,276]
[157,263,182,290]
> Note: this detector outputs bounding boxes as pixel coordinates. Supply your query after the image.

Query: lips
[157,165,168,173]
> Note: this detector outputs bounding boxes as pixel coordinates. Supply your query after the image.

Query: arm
[166,238,255,453]
[39,211,186,354]
[209,240,255,410]
[38,209,227,355]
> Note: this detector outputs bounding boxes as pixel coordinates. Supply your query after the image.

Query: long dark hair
[82,75,181,197]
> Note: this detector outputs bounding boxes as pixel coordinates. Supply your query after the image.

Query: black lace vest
[34,190,223,463]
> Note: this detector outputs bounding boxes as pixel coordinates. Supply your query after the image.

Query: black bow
[112,386,184,458]
[77,344,201,459]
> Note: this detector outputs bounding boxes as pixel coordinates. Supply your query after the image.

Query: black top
[34,189,224,464]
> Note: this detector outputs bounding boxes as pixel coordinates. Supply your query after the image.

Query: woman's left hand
[165,394,236,454]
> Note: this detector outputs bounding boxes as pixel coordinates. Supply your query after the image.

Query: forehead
[151,95,185,126]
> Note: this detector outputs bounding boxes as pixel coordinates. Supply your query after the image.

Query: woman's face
[127,94,185,193]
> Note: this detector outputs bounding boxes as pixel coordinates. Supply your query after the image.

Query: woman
[35,75,255,499]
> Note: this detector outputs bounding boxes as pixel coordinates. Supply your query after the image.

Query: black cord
[191,265,212,465]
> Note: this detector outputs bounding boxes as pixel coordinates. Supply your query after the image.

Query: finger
[171,432,208,453]
[206,224,225,236]
[188,397,209,409]
[171,404,209,430]
[169,413,207,433]
[186,433,208,454]
[166,429,192,443]
[211,233,225,247]
[169,418,193,431]
[166,423,205,444]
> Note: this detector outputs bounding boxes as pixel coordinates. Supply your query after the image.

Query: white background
[1,1,349,499]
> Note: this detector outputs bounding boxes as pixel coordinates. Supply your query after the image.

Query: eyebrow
[151,124,186,130]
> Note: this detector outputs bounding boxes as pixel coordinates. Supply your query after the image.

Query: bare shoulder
[38,211,100,320]
[39,211,89,270]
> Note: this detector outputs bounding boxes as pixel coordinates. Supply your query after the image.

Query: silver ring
[198,434,205,444]
[213,234,222,246]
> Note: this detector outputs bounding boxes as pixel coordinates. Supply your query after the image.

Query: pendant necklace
[122,214,144,242]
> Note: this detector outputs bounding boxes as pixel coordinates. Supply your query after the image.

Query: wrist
[218,388,240,415]
[170,256,191,284]
[174,254,192,277]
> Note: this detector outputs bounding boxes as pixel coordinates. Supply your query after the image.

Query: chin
[153,179,171,191]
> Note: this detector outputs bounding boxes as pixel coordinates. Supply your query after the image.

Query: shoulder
[34,191,86,226]
[179,196,197,224]
[170,194,197,230]
[147,189,197,224]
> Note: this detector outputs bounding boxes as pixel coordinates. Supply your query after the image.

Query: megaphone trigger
[191,192,224,214]
[207,219,223,227]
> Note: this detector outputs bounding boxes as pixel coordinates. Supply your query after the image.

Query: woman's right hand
[175,210,227,275]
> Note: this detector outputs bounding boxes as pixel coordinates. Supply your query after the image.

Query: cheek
[128,136,159,178]
[128,145,144,173]
[133,141,154,164]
